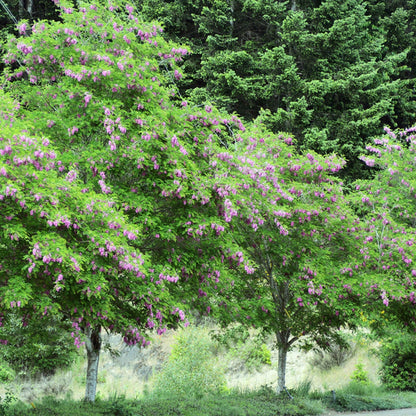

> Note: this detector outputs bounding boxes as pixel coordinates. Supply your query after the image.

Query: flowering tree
[1,0,245,401]
[0,92,167,399]
[351,126,416,332]
[209,126,362,392]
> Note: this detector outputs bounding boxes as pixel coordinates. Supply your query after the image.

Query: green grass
[310,381,416,413]
[1,388,324,416]
[4,385,416,416]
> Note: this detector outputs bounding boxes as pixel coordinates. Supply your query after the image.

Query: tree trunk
[18,0,25,19]
[26,0,33,18]
[229,0,235,37]
[18,0,34,19]
[84,326,101,402]
[291,0,297,11]
[277,344,288,393]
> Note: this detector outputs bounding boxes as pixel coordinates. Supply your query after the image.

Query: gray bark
[18,0,24,19]
[84,326,101,402]
[277,345,288,393]
[26,0,33,17]
[18,0,33,19]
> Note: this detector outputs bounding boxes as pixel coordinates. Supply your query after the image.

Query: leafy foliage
[2,0,416,399]
[0,366,15,384]
[136,0,416,180]
[379,331,416,391]
[212,326,272,371]
[0,313,77,377]
[0,390,16,416]
[351,126,416,331]
[0,0,250,400]
[351,363,370,385]
[312,382,416,413]
[151,327,227,398]
[5,388,326,416]
[0,0,245,348]
[208,125,363,390]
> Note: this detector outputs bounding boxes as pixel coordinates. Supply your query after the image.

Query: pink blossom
[171,135,178,147]
[84,94,92,106]
[66,170,77,183]
[17,43,32,55]
[18,23,27,34]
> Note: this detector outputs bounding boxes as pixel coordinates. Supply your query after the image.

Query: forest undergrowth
[1,325,416,415]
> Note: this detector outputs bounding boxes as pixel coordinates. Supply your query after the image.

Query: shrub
[228,340,272,371]
[0,313,78,377]
[378,331,416,391]
[0,364,15,384]
[246,343,272,367]
[0,390,16,416]
[104,395,135,416]
[151,327,227,398]
[351,362,369,385]
[139,386,325,416]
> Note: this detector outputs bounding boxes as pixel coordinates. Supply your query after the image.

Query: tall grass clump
[150,327,227,399]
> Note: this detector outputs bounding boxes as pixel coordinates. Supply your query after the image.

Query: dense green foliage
[206,124,363,391]
[4,386,416,416]
[379,331,416,391]
[0,313,77,377]
[311,381,416,412]
[0,389,325,416]
[0,0,238,348]
[136,0,416,180]
[0,0,60,72]
[350,126,416,331]
[0,0,244,399]
[151,327,227,398]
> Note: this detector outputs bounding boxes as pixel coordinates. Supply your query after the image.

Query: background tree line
[135,0,416,180]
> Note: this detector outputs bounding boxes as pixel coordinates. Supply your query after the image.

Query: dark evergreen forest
[133,0,416,180]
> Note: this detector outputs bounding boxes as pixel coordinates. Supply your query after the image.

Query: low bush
[4,389,323,416]
[4,396,105,416]
[0,364,15,384]
[6,386,416,416]
[133,387,324,416]
[0,313,77,377]
[378,331,416,391]
[351,362,370,385]
[321,382,415,413]
[150,327,227,398]
[103,394,135,416]
[0,390,16,416]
